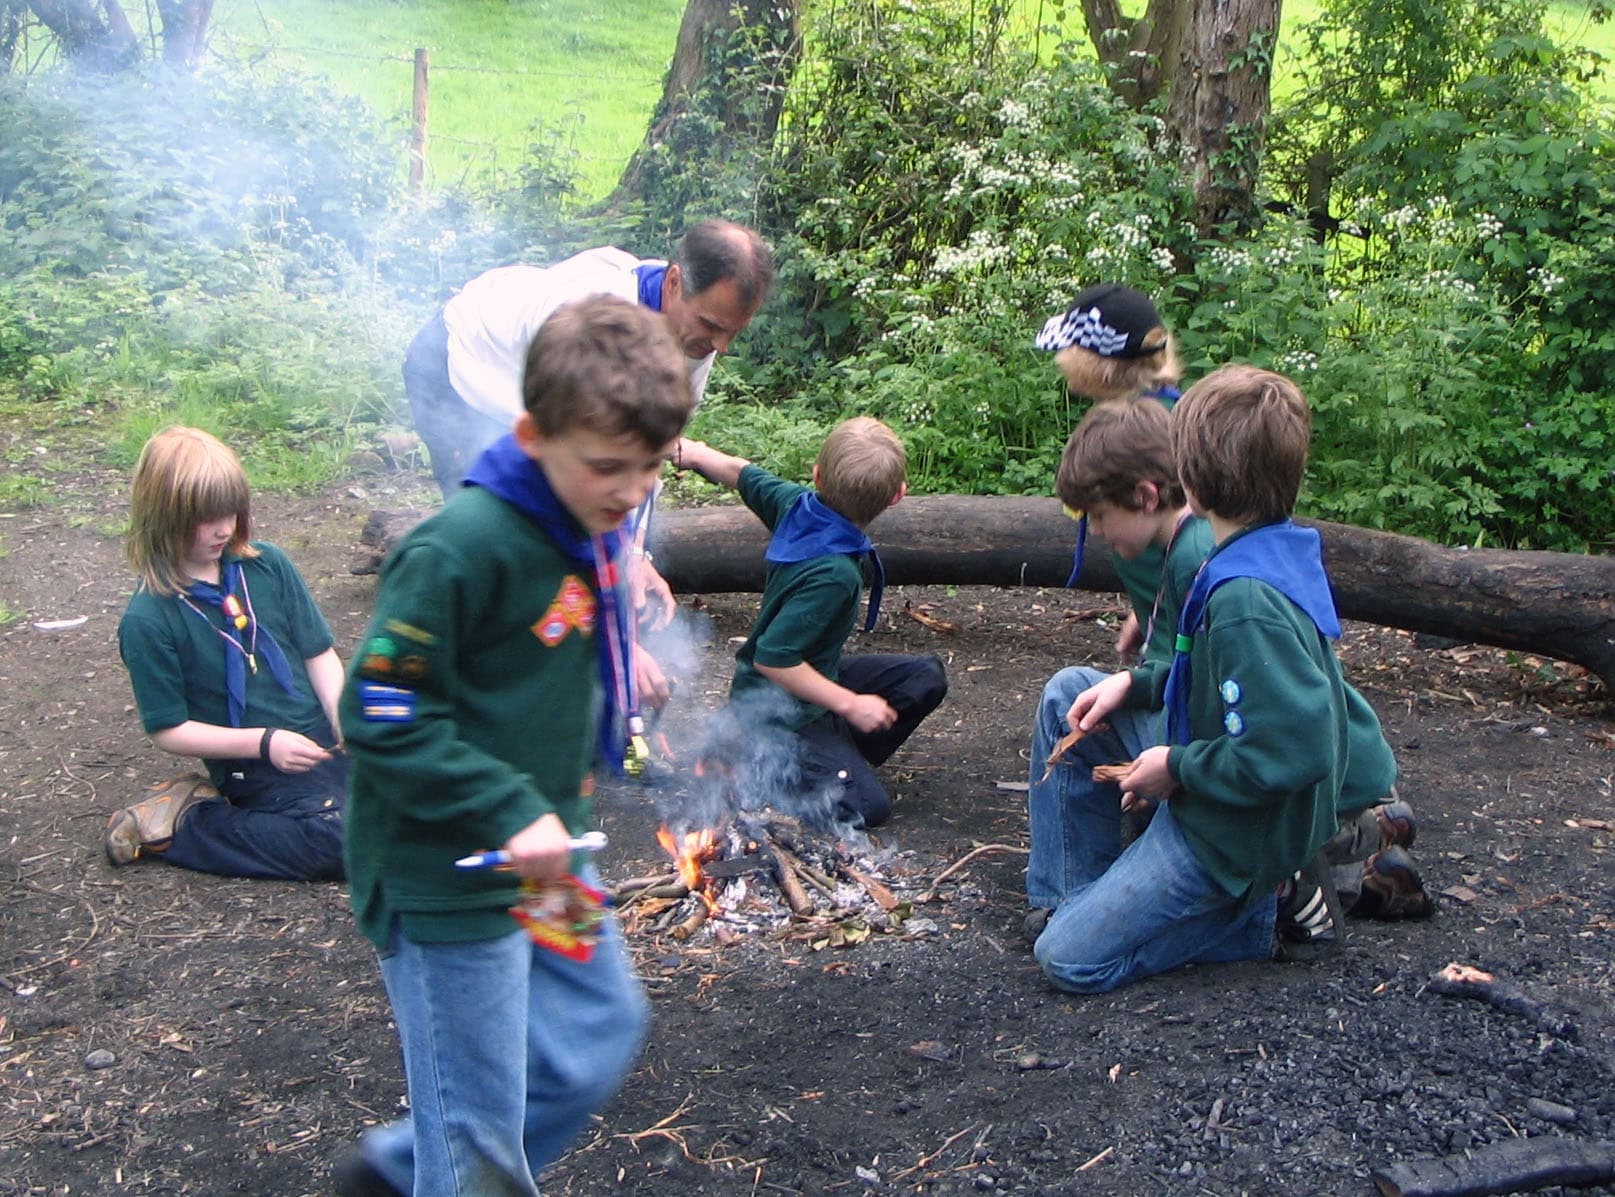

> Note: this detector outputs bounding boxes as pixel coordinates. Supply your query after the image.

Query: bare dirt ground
[2,453,1613,1197]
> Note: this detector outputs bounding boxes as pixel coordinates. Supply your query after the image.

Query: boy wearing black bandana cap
[677,418,948,830]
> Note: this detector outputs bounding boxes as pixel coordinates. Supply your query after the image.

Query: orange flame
[656,824,719,900]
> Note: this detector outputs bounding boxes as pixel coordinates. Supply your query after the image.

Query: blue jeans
[1033,800,1277,994]
[358,886,649,1196]
[1025,666,1161,909]
[165,753,347,881]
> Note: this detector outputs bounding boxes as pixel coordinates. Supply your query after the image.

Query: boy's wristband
[259,728,277,763]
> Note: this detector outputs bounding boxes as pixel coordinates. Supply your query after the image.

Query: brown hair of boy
[1055,398,1185,514]
[1055,332,1181,403]
[127,426,258,597]
[522,296,694,447]
[1170,364,1311,524]
[815,416,907,527]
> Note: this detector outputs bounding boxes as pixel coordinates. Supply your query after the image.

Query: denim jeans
[164,753,347,881]
[1025,666,1161,910]
[1033,801,1277,994]
[358,886,649,1196]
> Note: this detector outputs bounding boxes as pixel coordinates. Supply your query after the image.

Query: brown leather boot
[105,773,220,865]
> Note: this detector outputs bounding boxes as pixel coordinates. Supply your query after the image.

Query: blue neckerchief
[465,435,635,767]
[634,263,666,311]
[181,558,297,729]
[1162,520,1341,745]
[1066,386,1179,588]
[765,492,885,632]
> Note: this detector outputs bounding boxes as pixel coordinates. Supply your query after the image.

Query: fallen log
[351,497,1615,691]
[1371,1137,1615,1197]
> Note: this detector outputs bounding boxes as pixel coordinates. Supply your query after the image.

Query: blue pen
[454,831,608,870]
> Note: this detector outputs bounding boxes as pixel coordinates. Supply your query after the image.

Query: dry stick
[889,1123,984,1181]
[774,845,838,900]
[839,862,900,912]
[760,839,815,917]
[671,901,710,941]
[1076,1145,1115,1173]
[1091,762,1135,783]
[918,843,1029,902]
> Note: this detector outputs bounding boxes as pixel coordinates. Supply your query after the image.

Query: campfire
[614,807,914,947]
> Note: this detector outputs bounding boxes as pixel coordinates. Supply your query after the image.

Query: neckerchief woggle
[1064,384,1182,587]
[765,492,885,632]
[178,558,298,729]
[1162,519,1341,745]
[464,436,645,773]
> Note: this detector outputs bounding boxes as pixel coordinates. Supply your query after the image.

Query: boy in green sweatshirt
[332,296,694,1196]
[1026,398,1430,953]
[1040,364,1393,993]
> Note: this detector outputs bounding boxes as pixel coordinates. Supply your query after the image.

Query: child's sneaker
[1276,872,1335,943]
[1354,846,1435,920]
[104,774,218,865]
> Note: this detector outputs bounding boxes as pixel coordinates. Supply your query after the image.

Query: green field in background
[209,0,1613,200]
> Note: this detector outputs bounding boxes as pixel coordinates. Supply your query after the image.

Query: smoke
[640,609,869,845]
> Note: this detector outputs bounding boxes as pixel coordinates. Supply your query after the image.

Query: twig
[918,843,1028,902]
[1077,1145,1115,1172]
[889,1122,983,1181]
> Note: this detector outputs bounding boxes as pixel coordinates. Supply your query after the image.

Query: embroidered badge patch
[533,576,597,647]
[358,635,398,680]
[358,681,416,722]
[1224,710,1246,737]
[1220,679,1242,706]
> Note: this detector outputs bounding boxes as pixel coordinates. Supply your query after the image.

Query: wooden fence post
[409,48,429,194]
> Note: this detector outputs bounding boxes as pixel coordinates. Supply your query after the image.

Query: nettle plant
[747,5,1193,495]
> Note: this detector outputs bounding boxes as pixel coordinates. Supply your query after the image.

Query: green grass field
[210,0,1614,200]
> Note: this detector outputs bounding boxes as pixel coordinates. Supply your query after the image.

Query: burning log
[760,839,815,917]
[1425,962,1580,1041]
[1371,1138,1615,1197]
[354,499,1615,690]
[671,902,709,941]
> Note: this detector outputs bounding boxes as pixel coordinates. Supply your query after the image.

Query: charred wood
[1371,1137,1615,1197]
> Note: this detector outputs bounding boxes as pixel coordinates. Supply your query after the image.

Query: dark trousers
[403,311,511,499]
[793,653,948,828]
[164,753,349,881]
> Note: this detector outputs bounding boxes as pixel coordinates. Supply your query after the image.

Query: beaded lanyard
[1137,510,1195,666]
[178,569,260,673]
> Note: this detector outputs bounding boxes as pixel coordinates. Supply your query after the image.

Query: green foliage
[734,2,1190,495]
[0,68,411,493]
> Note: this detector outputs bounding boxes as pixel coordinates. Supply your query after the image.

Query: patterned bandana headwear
[1035,283,1164,358]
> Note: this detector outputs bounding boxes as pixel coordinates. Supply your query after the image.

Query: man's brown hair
[1055,398,1184,513]
[522,296,694,447]
[816,416,906,527]
[126,426,258,596]
[672,219,776,311]
[1170,364,1311,524]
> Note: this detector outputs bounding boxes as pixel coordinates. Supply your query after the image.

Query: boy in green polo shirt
[676,417,947,830]
[1042,364,1398,993]
[332,296,693,1197]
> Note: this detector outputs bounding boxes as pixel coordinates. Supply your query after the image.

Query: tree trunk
[351,496,1615,692]
[599,0,800,224]
[155,0,211,69]
[1079,0,1187,109]
[24,0,139,70]
[645,497,1615,692]
[1165,0,1281,235]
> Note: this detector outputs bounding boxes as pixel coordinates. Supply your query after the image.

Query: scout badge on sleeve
[508,875,609,961]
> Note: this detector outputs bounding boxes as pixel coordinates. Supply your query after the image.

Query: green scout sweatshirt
[341,487,601,947]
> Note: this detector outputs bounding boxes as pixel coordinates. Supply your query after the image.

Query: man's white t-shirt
[441,247,716,424]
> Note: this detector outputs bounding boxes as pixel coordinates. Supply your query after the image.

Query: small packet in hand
[509,874,608,961]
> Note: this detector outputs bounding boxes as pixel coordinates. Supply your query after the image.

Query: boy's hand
[1068,670,1131,733]
[1114,611,1143,659]
[631,553,676,633]
[268,729,332,773]
[635,645,673,710]
[503,812,573,883]
[1120,745,1173,804]
[842,693,898,735]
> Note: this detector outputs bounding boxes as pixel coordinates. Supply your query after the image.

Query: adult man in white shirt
[403,219,774,707]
